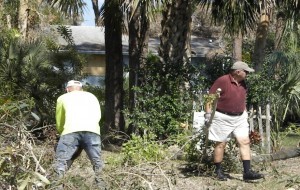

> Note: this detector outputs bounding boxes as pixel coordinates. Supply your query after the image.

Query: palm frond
[45,0,86,17]
[198,0,260,36]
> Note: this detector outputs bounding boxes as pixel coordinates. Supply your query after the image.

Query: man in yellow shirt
[54,80,105,189]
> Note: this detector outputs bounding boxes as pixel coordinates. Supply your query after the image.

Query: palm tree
[252,0,274,72]
[1,0,41,41]
[253,0,300,71]
[197,0,297,71]
[18,0,29,40]
[127,1,150,134]
[103,0,125,134]
[159,0,194,65]
[274,0,300,50]
[0,28,83,119]
[44,0,86,25]
[0,0,19,28]
[91,0,102,26]
[45,0,126,134]
[198,0,259,62]
[125,0,164,134]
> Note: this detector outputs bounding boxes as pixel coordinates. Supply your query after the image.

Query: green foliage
[272,122,300,151]
[281,131,300,149]
[122,134,166,165]
[184,131,211,163]
[203,56,233,87]
[0,0,20,28]
[268,53,300,151]
[0,98,35,126]
[0,27,86,123]
[245,45,300,152]
[124,54,196,138]
[185,130,241,173]
[246,64,277,105]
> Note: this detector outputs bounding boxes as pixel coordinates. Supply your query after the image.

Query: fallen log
[252,147,300,162]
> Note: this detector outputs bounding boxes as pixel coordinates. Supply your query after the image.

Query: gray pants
[54,132,104,180]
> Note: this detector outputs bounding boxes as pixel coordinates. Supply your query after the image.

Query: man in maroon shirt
[205,61,264,181]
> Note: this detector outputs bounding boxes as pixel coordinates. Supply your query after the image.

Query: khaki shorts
[208,111,249,142]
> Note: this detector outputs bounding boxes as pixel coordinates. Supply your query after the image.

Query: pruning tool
[202,88,221,159]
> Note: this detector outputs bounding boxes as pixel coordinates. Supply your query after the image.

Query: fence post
[249,105,254,131]
[266,103,271,154]
[258,106,264,148]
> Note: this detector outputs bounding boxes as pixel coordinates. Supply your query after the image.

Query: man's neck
[230,73,242,84]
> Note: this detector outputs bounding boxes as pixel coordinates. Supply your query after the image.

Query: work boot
[53,170,64,190]
[55,185,64,190]
[214,169,227,181]
[95,177,108,190]
[243,170,264,181]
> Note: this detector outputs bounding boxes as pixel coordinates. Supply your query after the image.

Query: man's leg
[82,132,105,189]
[236,136,264,180]
[66,147,83,169]
[54,133,80,179]
[214,141,226,163]
[236,136,251,172]
[214,141,227,181]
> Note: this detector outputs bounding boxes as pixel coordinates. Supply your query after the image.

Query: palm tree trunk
[92,0,101,26]
[253,14,270,72]
[104,0,125,134]
[232,31,243,62]
[274,11,286,51]
[6,15,12,29]
[18,0,29,41]
[127,2,150,135]
[159,0,193,65]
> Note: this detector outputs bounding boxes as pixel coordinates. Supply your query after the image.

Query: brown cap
[231,61,255,72]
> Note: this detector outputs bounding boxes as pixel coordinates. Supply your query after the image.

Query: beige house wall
[82,55,106,76]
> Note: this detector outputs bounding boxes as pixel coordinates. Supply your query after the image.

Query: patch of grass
[281,133,300,148]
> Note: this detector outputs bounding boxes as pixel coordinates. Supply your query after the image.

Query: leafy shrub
[122,134,166,165]
[124,54,201,139]
[203,56,233,87]
[0,27,86,125]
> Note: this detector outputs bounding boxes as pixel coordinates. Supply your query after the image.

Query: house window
[82,76,105,87]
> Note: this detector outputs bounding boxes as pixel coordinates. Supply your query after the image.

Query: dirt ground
[60,149,300,190]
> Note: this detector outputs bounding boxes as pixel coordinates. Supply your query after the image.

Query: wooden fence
[248,104,272,154]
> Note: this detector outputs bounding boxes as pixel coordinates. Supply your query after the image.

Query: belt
[216,109,243,116]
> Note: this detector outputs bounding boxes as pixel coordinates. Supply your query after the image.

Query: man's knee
[237,137,250,146]
[215,142,226,149]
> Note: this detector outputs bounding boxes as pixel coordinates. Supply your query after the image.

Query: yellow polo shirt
[56,90,101,136]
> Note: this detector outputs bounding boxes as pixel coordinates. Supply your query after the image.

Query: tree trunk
[252,147,300,162]
[18,0,29,41]
[127,2,150,135]
[274,11,286,51]
[252,14,270,72]
[104,0,125,135]
[232,31,243,62]
[92,0,101,26]
[72,14,82,26]
[6,15,12,29]
[159,0,193,65]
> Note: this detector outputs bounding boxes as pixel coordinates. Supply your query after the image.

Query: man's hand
[204,112,211,125]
